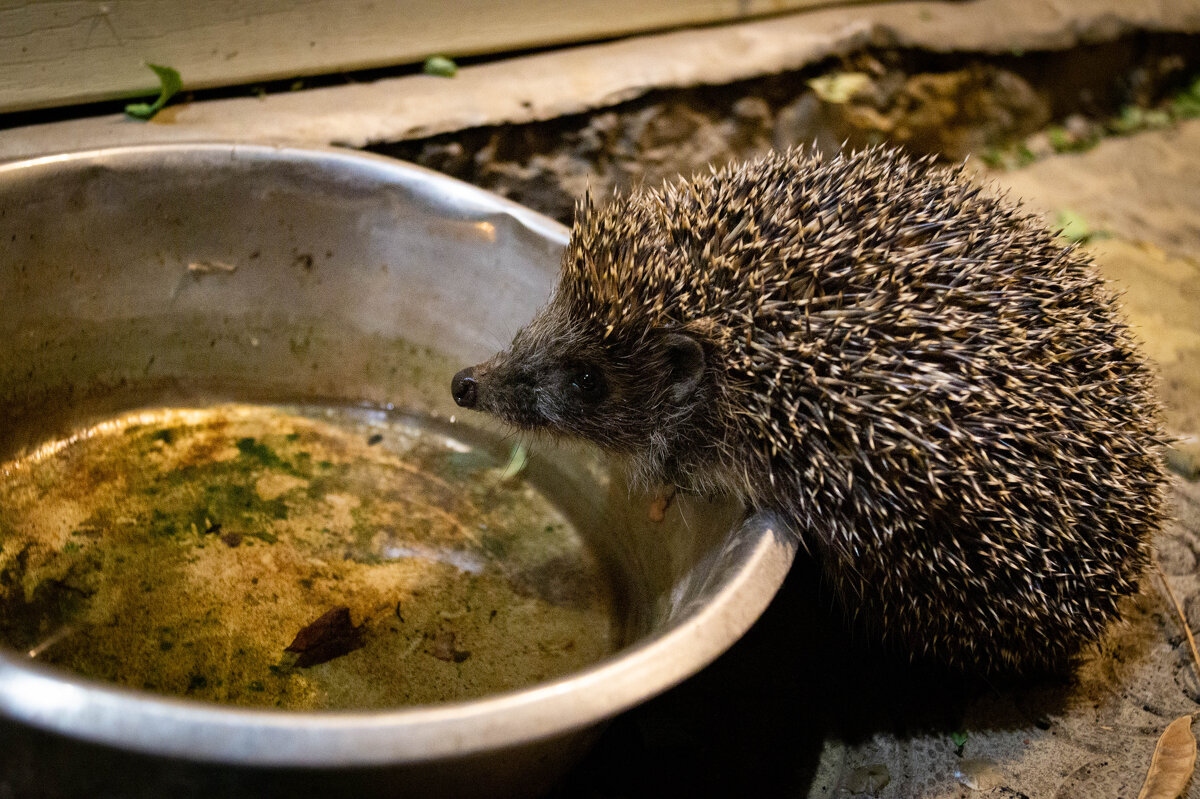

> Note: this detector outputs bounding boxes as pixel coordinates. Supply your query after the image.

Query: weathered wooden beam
[1,0,1198,161]
[0,0,875,114]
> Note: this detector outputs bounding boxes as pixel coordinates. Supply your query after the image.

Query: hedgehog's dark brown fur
[454,146,1168,672]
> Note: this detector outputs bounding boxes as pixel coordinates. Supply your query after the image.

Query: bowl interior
[0,145,793,765]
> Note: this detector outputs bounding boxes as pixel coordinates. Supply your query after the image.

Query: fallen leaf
[423,55,458,78]
[1138,715,1196,799]
[955,758,1004,791]
[284,606,365,667]
[125,63,183,120]
[1055,208,1091,243]
[807,72,872,104]
[499,443,528,481]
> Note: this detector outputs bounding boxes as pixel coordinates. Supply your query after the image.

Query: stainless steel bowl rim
[0,143,796,768]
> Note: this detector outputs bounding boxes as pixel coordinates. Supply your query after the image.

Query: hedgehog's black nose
[452,368,478,408]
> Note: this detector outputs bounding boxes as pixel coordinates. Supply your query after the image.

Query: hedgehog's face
[450,307,708,459]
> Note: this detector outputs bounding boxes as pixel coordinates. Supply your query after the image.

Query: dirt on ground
[380,34,1199,225]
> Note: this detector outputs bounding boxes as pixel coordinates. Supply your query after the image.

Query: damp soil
[0,404,619,709]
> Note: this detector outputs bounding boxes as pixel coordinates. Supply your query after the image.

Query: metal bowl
[0,144,794,798]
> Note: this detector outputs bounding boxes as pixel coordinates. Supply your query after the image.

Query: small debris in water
[499,442,528,481]
[285,606,365,667]
[27,625,76,659]
[187,260,237,275]
[429,629,471,663]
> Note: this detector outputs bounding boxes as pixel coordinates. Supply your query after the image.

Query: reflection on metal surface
[0,144,795,796]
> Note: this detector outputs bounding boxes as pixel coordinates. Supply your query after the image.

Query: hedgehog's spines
[495,146,1167,672]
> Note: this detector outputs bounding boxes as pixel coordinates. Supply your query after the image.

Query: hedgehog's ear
[662,332,705,403]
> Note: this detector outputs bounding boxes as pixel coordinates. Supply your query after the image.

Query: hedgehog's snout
[451,367,478,408]
[451,354,551,430]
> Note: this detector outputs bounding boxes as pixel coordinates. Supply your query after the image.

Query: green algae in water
[0,405,619,709]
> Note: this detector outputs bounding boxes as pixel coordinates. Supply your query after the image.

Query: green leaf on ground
[125,63,182,120]
[1056,209,1093,244]
[423,55,458,78]
[807,72,872,104]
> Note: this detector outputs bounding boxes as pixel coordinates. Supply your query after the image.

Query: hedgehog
[449,146,1168,672]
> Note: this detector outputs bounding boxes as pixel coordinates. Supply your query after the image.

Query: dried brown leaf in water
[284,606,365,667]
[1138,715,1196,799]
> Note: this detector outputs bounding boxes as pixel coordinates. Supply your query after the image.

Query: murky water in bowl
[0,404,619,709]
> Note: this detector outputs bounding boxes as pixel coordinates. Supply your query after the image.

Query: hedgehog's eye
[572,371,596,393]
[568,366,603,399]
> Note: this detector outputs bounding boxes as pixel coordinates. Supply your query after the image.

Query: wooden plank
[0,0,879,114]
[2,0,1200,161]
[2,0,1198,162]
